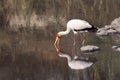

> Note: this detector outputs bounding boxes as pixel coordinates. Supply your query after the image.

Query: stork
[54,19,98,57]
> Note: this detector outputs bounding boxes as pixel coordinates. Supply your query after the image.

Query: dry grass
[0,0,120,31]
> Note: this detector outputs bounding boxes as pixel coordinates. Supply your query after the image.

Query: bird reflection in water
[58,52,96,70]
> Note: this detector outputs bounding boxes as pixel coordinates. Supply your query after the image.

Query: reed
[0,0,120,30]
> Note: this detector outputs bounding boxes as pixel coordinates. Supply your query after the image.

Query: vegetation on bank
[0,0,120,31]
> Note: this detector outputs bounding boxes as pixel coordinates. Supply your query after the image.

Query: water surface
[0,30,120,80]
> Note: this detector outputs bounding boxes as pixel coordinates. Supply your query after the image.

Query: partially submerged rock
[107,29,118,34]
[96,29,108,36]
[96,25,119,36]
[80,45,100,52]
[112,46,120,52]
[96,25,110,36]
[96,17,120,36]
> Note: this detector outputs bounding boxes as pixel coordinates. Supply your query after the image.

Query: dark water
[0,30,120,80]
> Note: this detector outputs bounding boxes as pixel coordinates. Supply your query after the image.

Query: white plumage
[67,19,92,33]
[59,52,93,70]
[112,46,120,52]
[57,19,92,35]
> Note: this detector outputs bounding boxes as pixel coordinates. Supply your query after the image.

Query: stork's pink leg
[74,34,77,56]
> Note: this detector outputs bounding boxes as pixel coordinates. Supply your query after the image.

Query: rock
[80,45,100,52]
[112,46,120,52]
[96,25,119,36]
[96,30,108,36]
[96,25,110,36]
[111,17,120,32]
[104,25,111,30]
[107,29,118,34]
[96,17,120,37]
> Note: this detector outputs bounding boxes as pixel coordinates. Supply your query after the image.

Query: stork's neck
[59,53,71,62]
[58,28,71,36]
